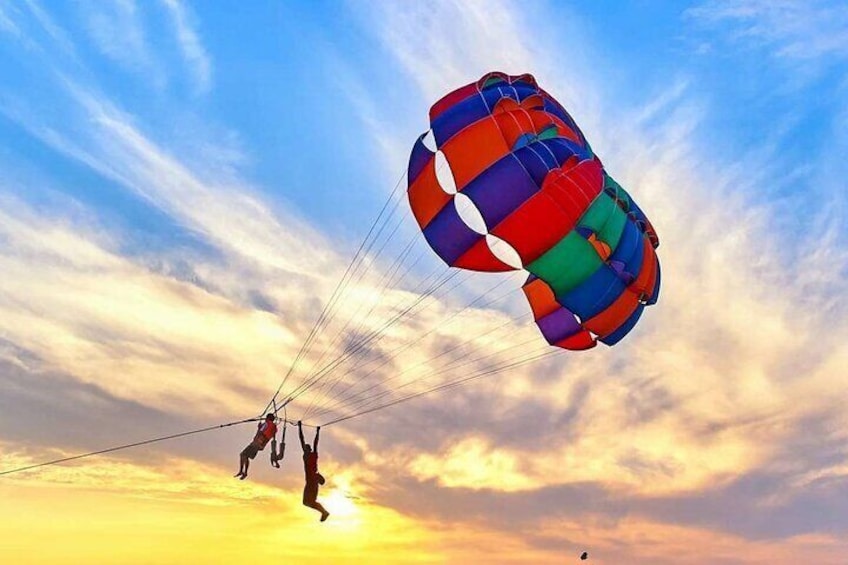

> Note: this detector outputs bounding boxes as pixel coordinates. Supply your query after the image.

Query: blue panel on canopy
[647,257,661,305]
[600,304,644,345]
[610,221,645,278]
[559,265,626,320]
[516,84,541,100]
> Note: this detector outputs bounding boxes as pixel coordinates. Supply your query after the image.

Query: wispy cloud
[159,0,212,95]
[688,0,848,62]
[2,76,334,281]
[0,1,21,36]
[79,0,165,87]
[23,0,80,61]
[0,193,302,415]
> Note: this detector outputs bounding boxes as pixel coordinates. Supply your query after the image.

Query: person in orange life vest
[235,413,277,480]
[298,420,329,522]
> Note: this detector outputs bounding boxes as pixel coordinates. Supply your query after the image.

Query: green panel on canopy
[604,173,630,208]
[537,126,559,141]
[527,231,603,295]
[578,192,627,251]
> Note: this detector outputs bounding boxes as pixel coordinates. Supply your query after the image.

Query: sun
[323,488,361,526]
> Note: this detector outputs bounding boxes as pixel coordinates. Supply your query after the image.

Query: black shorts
[303,480,319,504]
[241,443,259,459]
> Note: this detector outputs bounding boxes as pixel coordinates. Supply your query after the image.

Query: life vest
[255,421,277,449]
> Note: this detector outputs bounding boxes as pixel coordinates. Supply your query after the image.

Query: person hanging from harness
[299,420,329,522]
[234,413,277,480]
[270,418,286,468]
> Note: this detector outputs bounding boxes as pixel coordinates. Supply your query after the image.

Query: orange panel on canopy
[629,242,658,299]
[522,277,561,320]
[493,108,536,148]
[584,289,640,338]
[408,156,452,230]
[441,117,512,190]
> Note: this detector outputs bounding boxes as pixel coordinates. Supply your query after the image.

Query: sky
[1,1,847,563]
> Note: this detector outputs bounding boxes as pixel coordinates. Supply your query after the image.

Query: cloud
[1,71,337,282]
[23,0,80,61]
[1,446,283,504]
[159,0,212,95]
[79,0,165,87]
[688,0,848,63]
[0,1,21,36]
[0,194,304,415]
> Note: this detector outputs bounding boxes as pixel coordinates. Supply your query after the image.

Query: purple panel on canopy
[422,199,484,266]
[462,154,539,229]
[408,134,433,185]
[536,307,582,345]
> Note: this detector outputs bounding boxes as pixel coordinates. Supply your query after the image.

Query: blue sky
[2,1,848,564]
[3,1,845,249]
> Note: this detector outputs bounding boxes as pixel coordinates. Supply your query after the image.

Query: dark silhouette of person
[298,421,329,522]
[235,414,277,480]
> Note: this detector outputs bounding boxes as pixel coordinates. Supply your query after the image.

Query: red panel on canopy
[454,237,514,272]
[492,191,575,264]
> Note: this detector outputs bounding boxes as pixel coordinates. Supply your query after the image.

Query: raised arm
[313,426,320,453]
[298,421,307,451]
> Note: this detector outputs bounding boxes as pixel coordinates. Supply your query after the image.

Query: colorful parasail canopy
[406,72,660,350]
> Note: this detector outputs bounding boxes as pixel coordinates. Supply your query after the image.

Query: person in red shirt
[234,413,277,480]
[298,420,329,522]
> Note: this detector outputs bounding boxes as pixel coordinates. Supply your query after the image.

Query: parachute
[407,72,660,350]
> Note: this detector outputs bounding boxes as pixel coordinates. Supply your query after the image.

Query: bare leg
[235,454,247,478]
[303,483,328,521]
[305,500,329,521]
